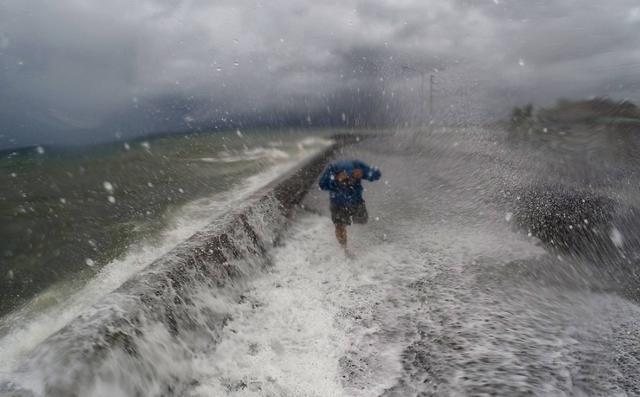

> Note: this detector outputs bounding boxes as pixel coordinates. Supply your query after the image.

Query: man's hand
[336,170,349,183]
[352,168,363,180]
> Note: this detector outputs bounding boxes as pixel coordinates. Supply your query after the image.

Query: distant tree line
[510,103,535,130]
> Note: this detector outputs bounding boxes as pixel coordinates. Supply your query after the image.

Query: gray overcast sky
[0,0,639,148]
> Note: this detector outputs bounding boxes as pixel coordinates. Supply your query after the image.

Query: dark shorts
[330,202,368,226]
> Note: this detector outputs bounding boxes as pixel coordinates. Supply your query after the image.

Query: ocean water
[0,130,332,378]
[3,128,640,396]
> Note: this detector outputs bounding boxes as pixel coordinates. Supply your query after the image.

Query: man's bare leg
[335,224,347,249]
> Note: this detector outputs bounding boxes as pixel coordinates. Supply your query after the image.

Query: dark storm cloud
[0,0,638,147]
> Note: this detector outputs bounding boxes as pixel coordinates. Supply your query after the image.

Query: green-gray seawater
[0,130,330,316]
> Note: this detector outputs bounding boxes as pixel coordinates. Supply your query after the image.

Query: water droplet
[36,146,45,155]
[610,227,624,248]
[103,181,114,193]
[236,129,243,137]
[233,61,240,67]
[123,142,130,150]
[108,195,116,204]
[59,198,67,204]
[85,258,95,267]
[518,58,525,67]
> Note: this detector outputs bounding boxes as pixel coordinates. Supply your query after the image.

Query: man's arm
[319,165,339,191]
[356,161,381,182]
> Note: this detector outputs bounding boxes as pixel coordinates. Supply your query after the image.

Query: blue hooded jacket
[319,160,381,207]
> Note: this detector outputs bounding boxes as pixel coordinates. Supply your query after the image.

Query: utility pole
[430,74,434,119]
[402,65,439,123]
[420,72,426,116]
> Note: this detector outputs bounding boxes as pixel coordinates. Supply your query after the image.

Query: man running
[319,159,381,254]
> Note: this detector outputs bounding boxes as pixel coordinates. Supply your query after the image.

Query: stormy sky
[0,0,639,148]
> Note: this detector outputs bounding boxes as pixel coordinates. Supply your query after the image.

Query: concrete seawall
[3,135,361,397]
